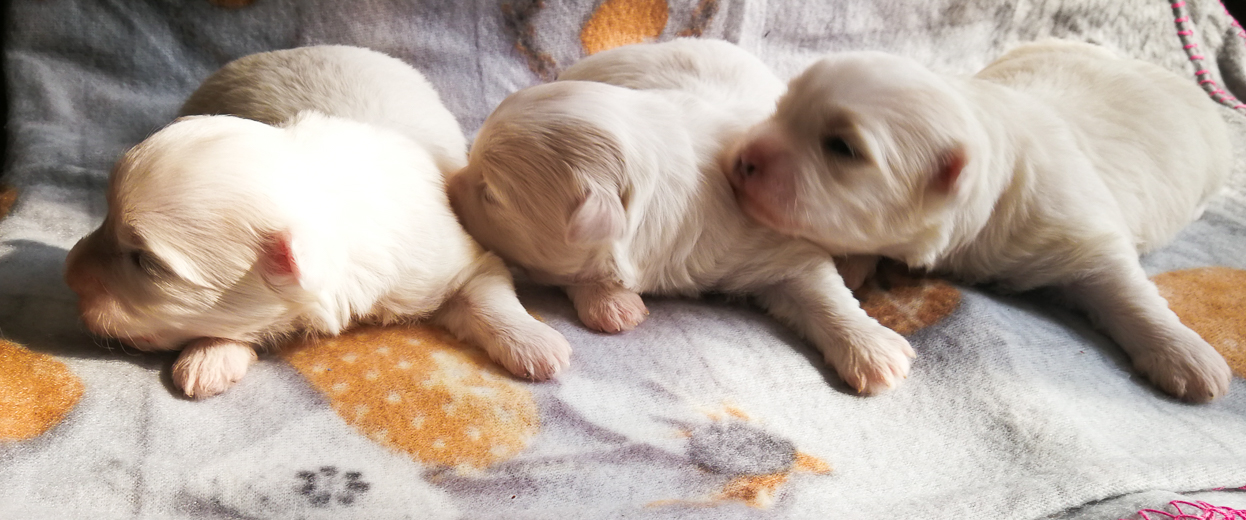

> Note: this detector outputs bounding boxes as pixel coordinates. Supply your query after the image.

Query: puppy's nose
[734,156,759,178]
[734,145,768,180]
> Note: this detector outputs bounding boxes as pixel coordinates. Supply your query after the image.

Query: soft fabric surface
[2,1,1246,518]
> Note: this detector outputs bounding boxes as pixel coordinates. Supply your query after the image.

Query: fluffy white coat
[449,39,913,394]
[64,46,570,398]
[180,45,467,174]
[728,39,1232,401]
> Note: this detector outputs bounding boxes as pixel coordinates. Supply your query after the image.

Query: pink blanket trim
[1170,0,1246,110]
[1120,486,1246,520]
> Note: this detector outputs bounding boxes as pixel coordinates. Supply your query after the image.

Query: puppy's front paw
[825,325,916,395]
[1132,330,1231,402]
[571,285,648,333]
[492,322,572,381]
[172,338,257,399]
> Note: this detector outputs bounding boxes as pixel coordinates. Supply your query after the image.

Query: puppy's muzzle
[734,156,759,179]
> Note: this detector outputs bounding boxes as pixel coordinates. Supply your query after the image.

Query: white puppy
[180,45,467,174]
[449,39,914,394]
[65,46,570,398]
[728,39,1233,401]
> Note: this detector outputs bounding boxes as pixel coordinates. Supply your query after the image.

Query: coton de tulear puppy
[449,39,913,394]
[179,45,467,174]
[728,39,1232,401]
[64,46,570,399]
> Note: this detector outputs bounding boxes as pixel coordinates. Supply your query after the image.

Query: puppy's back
[976,39,1232,250]
[181,45,466,174]
[559,38,784,116]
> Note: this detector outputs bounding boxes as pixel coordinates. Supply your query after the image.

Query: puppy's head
[65,115,309,350]
[448,82,632,285]
[726,52,973,257]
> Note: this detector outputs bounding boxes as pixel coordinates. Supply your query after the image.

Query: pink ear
[566,188,626,244]
[261,230,301,285]
[932,145,967,194]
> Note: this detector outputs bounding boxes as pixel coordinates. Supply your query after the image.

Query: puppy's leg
[565,283,648,333]
[834,255,880,291]
[757,260,916,394]
[172,338,258,399]
[435,254,572,380]
[1058,249,1231,402]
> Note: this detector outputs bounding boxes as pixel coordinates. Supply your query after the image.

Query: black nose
[734,157,757,178]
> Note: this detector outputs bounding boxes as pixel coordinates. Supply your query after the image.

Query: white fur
[180,45,467,174]
[65,46,570,398]
[729,39,1233,401]
[450,39,914,394]
[172,338,257,399]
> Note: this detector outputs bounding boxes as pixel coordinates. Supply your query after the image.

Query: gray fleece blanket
[3,1,1246,519]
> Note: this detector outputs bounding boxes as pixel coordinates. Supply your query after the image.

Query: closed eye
[128,250,169,278]
[479,181,499,205]
[821,136,858,159]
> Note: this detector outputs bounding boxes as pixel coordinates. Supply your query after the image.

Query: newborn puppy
[450,39,914,394]
[729,39,1233,401]
[65,46,570,398]
[180,45,466,174]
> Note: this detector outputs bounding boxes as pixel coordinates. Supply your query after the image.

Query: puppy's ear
[566,187,626,244]
[930,145,967,194]
[260,230,303,287]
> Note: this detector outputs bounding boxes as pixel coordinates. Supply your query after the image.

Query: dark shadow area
[1226,0,1245,24]
[1,0,8,179]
